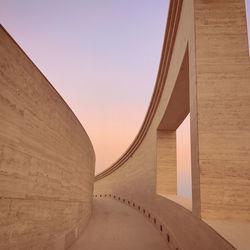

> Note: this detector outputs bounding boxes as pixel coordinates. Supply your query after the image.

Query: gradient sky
[1,0,249,199]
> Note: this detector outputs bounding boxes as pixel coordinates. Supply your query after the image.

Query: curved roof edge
[95,0,183,181]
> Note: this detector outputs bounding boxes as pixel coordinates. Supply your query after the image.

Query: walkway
[70,198,168,250]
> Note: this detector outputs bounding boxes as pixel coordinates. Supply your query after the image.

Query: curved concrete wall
[95,0,250,249]
[0,26,95,249]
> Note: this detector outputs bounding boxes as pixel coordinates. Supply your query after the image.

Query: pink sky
[0,0,169,173]
[177,115,192,198]
[1,0,249,199]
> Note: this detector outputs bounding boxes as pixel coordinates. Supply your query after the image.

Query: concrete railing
[94,194,180,250]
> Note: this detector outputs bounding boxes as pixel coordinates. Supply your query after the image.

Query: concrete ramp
[70,198,168,250]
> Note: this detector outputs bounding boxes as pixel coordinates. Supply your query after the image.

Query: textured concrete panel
[156,130,177,195]
[0,26,95,250]
[193,0,250,221]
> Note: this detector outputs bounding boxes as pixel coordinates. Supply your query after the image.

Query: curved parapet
[95,0,183,181]
[0,25,95,249]
[95,0,250,249]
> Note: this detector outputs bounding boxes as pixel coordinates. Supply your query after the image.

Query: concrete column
[156,130,177,195]
[192,0,250,220]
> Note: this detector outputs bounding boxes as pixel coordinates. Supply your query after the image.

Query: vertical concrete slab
[156,130,177,195]
[193,0,250,220]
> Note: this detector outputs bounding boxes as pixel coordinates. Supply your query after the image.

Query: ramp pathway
[70,198,168,250]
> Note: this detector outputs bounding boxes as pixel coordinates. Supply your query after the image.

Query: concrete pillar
[156,130,177,195]
[192,0,250,220]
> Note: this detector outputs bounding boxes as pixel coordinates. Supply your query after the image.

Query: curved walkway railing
[94,193,180,250]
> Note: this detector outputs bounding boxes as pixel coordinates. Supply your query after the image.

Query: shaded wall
[0,26,95,250]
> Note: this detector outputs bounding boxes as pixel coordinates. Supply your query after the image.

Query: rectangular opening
[177,113,192,199]
[156,122,192,211]
[156,46,192,211]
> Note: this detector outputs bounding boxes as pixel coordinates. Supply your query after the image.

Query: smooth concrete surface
[204,220,250,250]
[0,25,95,249]
[95,0,250,249]
[163,194,192,212]
[70,198,168,250]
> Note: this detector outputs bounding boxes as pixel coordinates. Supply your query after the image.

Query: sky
[1,0,249,199]
[0,0,169,173]
[177,115,192,198]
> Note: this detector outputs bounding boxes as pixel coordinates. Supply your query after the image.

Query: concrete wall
[95,0,250,249]
[193,0,250,221]
[0,26,95,250]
